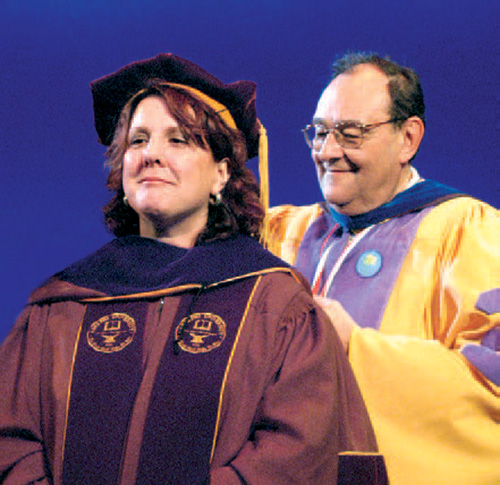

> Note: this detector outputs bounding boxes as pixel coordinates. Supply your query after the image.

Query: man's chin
[322,191,349,210]
[324,198,360,217]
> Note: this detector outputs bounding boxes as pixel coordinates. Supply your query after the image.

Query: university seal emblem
[175,312,226,354]
[87,312,136,353]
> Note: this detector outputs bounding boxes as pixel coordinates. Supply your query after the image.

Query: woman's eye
[129,136,147,146]
[169,136,188,145]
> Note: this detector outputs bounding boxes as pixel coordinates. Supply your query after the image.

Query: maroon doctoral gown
[0,234,380,484]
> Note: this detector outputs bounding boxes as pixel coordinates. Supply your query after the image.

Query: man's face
[312,65,410,216]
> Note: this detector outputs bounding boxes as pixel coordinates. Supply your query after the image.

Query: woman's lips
[139,176,172,184]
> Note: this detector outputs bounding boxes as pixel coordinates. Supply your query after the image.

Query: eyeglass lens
[305,124,364,149]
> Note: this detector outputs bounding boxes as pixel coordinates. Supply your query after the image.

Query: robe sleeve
[265,204,323,264]
[348,328,500,483]
[0,305,52,484]
[347,198,500,484]
[266,198,499,484]
[210,286,379,484]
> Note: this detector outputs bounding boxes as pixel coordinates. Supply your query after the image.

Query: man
[267,53,499,485]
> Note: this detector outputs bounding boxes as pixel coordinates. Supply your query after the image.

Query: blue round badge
[356,250,383,278]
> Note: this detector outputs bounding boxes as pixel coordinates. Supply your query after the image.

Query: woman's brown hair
[103,80,264,242]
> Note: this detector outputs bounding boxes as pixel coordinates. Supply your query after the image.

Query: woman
[0,54,378,484]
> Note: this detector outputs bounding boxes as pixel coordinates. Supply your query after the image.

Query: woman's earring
[123,195,129,206]
[210,192,222,206]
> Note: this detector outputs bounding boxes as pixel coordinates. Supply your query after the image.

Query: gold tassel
[258,121,269,212]
[258,121,271,247]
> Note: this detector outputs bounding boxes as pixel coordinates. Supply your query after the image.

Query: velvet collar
[327,179,464,231]
[53,234,288,296]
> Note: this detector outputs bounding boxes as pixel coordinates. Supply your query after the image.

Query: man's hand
[314,296,358,352]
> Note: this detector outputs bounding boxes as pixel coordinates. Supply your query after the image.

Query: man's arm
[314,296,358,352]
[318,198,500,484]
[265,204,323,264]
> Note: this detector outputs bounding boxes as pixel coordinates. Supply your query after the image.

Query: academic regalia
[267,179,500,485]
[0,234,378,484]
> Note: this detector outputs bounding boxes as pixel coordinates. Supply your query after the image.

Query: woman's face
[122,96,229,244]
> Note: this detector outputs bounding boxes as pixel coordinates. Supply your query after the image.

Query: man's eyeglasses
[302,118,406,150]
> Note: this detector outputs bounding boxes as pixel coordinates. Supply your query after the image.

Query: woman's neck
[139,216,206,249]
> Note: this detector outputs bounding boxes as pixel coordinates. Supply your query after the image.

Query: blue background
[1,0,498,341]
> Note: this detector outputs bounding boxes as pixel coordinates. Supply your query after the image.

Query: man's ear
[399,116,425,164]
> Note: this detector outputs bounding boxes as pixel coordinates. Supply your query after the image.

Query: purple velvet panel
[461,341,500,386]
[297,208,432,329]
[137,278,257,484]
[63,301,147,484]
[475,288,500,315]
